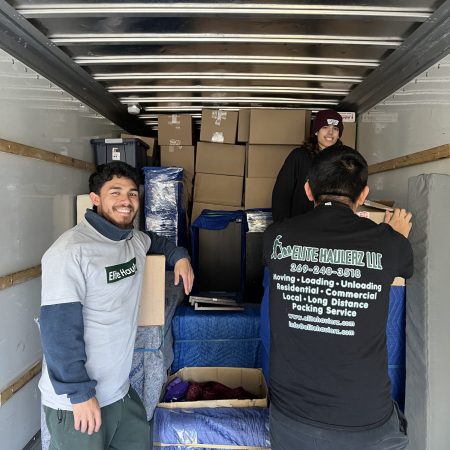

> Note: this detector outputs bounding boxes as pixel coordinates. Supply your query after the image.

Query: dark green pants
[44,388,150,450]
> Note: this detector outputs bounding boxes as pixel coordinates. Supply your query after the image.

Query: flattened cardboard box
[196,142,245,176]
[191,201,239,223]
[160,145,195,180]
[249,109,311,145]
[244,177,276,209]
[200,109,238,144]
[158,367,268,408]
[194,173,243,207]
[138,255,165,326]
[157,114,193,146]
[246,144,296,178]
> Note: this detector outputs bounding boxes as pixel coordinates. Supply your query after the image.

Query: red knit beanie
[312,110,344,137]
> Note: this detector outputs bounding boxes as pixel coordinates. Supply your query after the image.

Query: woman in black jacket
[271,109,344,221]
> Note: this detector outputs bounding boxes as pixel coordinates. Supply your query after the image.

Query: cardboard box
[194,173,243,206]
[191,202,239,223]
[196,142,245,176]
[237,108,251,143]
[138,255,165,326]
[121,133,156,154]
[248,109,311,145]
[244,177,276,209]
[200,109,238,144]
[76,194,93,224]
[121,133,157,164]
[158,114,193,146]
[160,145,195,180]
[356,200,404,286]
[341,122,357,149]
[158,367,268,409]
[356,200,394,225]
[246,144,296,178]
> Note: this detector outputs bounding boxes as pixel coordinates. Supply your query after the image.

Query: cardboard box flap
[138,255,165,326]
[363,199,394,211]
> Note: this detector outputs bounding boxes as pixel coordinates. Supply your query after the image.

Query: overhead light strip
[94,72,363,83]
[120,96,339,105]
[51,33,402,47]
[141,113,203,119]
[109,85,349,95]
[17,3,432,20]
[75,55,379,67]
[143,106,204,112]
[141,105,322,112]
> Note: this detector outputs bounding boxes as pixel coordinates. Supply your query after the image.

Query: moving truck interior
[0,1,449,449]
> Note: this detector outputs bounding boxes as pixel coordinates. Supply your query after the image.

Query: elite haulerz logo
[105,257,137,283]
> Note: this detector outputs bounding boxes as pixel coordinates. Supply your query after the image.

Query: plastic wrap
[245,209,273,233]
[153,407,270,449]
[143,166,188,248]
[171,304,261,372]
[245,209,272,302]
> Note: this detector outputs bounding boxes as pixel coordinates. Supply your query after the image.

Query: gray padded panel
[406,174,450,450]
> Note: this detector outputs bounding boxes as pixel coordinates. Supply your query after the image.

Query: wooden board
[0,360,42,406]
[369,143,450,175]
[0,265,41,291]
[0,138,95,172]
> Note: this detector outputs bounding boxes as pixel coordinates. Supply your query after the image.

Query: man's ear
[304,181,315,202]
[357,186,370,206]
[89,192,100,207]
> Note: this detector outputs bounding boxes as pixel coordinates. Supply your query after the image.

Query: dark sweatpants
[44,387,150,450]
[270,402,408,450]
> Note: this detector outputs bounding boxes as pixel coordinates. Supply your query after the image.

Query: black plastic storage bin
[90,138,148,171]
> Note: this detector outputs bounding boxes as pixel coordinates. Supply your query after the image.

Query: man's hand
[384,208,412,238]
[72,397,101,435]
[174,258,194,295]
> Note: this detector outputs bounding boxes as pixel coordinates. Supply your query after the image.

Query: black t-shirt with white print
[263,202,413,430]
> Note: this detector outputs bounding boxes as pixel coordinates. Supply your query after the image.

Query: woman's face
[317,125,340,149]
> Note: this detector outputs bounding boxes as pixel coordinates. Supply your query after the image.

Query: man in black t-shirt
[264,145,413,450]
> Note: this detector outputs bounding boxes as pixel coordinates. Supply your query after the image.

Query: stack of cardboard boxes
[157,114,195,199]
[192,109,244,222]
[154,108,357,224]
[243,109,311,209]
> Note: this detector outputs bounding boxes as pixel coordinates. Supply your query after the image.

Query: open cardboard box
[158,367,268,409]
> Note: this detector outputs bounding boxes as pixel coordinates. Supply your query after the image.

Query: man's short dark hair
[89,161,140,194]
[308,144,368,203]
